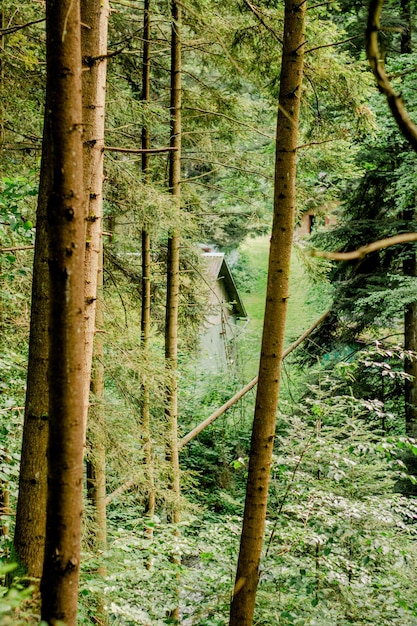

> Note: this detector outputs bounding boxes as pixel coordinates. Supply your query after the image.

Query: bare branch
[296,137,338,150]
[305,34,362,54]
[307,1,334,10]
[0,245,34,253]
[184,106,274,140]
[0,18,45,36]
[181,156,273,180]
[104,145,178,154]
[310,233,417,261]
[366,0,417,151]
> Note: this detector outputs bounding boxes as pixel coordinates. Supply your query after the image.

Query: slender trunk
[0,453,9,538]
[0,11,4,144]
[81,0,109,578]
[165,0,181,528]
[13,114,51,583]
[229,1,305,624]
[400,0,412,54]
[165,2,182,621]
[404,253,417,437]
[40,1,85,623]
[81,0,109,439]
[86,240,107,557]
[141,0,155,527]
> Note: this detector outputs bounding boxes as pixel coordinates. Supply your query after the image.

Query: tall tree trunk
[165,2,182,621]
[81,0,109,572]
[165,0,181,528]
[86,239,107,557]
[13,114,51,583]
[141,0,155,527]
[229,1,306,624]
[40,1,86,623]
[400,0,412,54]
[404,253,417,437]
[0,11,4,145]
[81,0,109,439]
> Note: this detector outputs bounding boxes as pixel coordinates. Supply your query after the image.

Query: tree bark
[401,0,412,54]
[165,0,181,528]
[165,2,182,621]
[141,0,155,527]
[86,238,107,558]
[40,1,86,624]
[13,115,50,583]
[81,0,109,439]
[404,253,417,438]
[229,0,306,623]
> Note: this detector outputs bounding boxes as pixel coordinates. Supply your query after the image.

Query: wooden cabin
[200,250,247,370]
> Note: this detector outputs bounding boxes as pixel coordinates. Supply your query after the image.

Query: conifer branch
[296,138,338,149]
[181,156,273,180]
[305,34,362,54]
[0,18,45,36]
[175,0,245,76]
[310,233,417,261]
[184,107,274,139]
[366,0,417,151]
[242,0,283,44]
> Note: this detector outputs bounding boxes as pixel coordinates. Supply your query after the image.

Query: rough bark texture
[81,0,109,439]
[86,238,107,557]
[40,1,86,624]
[141,0,155,524]
[13,117,50,582]
[165,3,182,621]
[400,0,412,54]
[165,0,181,527]
[229,1,305,624]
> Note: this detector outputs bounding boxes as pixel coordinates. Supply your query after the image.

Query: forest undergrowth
[3,235,417,625]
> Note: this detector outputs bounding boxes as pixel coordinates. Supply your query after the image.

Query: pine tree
[229,0,306,622]
[40,1,86,622]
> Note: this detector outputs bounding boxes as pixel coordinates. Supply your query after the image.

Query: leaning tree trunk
[229,1,306,624]
[13,116,51,583]
[40,1,86,624]
[141,0,156,527]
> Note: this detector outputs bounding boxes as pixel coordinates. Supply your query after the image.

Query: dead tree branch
[0,245,35,253]
[366,0,417,151]
[310,233,417,261]
[104,145,178,154]
[0,18,45,36]
[242,0,283,44]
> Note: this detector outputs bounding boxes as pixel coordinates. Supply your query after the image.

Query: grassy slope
[237,235,328,380]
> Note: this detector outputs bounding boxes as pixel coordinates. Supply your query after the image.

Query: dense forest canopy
[1,0,417,624]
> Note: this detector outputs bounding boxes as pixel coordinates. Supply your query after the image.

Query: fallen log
[178,309,330,449]
[105,310,329,504]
